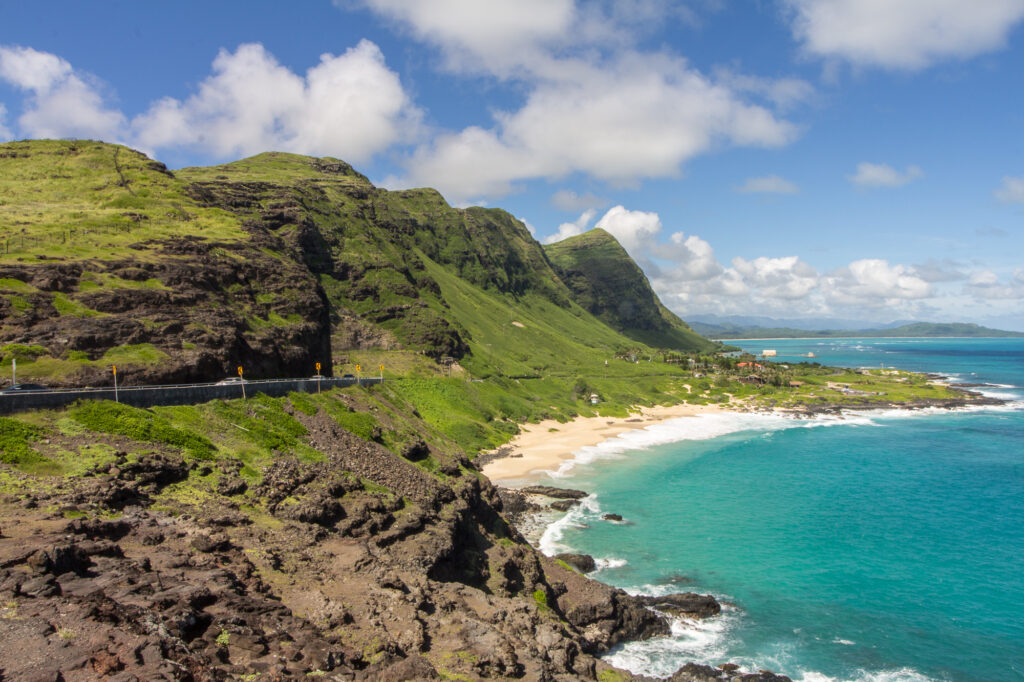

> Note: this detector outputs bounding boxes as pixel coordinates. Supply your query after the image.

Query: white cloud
[963,268,1024,299]
[995,176,1024,203]
[594,205,663,252]
[0,45,125,141]
[784,0,1024,70]
[551,189,607,212]
[355,0,577,74]
[713,68,815,111]
[544,209,595,244]
[0,45,72,92]
[0,104,11,140]
[736,175,800,194]
[133,41,419,163]
[824,259,932,305]
[401,52,798,202]
[732,256,818,299]
[848,162,923,188]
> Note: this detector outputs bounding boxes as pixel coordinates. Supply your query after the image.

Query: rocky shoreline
[0,435,791,681]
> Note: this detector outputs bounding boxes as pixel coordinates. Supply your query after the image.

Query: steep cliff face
[1,141,715,388]
[544,229,715,352]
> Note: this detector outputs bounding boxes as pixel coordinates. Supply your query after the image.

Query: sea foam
[543,410,876,479]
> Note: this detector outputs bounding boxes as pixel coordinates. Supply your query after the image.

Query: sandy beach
[480,402,728,485]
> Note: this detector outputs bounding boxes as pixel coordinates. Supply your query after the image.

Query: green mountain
[691,320,1024,339]
[0,140,714,387]
[543,229,715,353]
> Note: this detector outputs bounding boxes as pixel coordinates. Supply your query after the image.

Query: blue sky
[2,1,1024,329]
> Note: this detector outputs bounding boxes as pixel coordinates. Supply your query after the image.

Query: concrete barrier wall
[0,377,382,415]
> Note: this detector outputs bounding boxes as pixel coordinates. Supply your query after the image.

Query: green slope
[544,229,714,352]
[1,141,717,387]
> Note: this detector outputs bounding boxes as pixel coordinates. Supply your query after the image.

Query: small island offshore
[0,142,1003,681]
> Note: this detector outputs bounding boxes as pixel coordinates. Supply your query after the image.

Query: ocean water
[536,338,1024,682]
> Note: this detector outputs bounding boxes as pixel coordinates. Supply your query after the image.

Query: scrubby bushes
[70,401,216,459]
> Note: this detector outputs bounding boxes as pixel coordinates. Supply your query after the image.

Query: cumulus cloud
[847,162,923,188]
[994,176,1024,203]
[133,41,419,163]
[732,256,818,299]
[401,52,798,202]
[0,104,11,140]
[594,205,663,252]
[784,0,1024,70]
[353,1,803,203]
[824,259,932,306]
[963,268,1024,299]
[735,175,800,194]
[0,45,72,92]
[0,42,419,164]
[0,45,125,141]
[355,0,576,74]
[544,209,596,244]
[551,189,607,212]
[543,204,1009,323]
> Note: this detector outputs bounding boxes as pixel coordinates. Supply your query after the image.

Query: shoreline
[479,401,732,485]
[480,391,1006,487]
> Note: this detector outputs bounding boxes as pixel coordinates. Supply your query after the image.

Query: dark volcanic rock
[670,662,792,681]
[634,592,721,619]
[554,552,597,573]
[550,498,580,511]
[520,485,589,499]
[602,513,623,522]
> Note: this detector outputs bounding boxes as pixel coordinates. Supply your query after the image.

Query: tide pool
[537,338,1024,681]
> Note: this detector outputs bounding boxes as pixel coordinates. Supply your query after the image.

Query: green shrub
[0,417,44,465]
[70,401,215,459]
[0,343,48,362]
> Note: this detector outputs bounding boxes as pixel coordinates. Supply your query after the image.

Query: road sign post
[11,357,15,387]
[113,365,118,403]
[238,366,246,399]
[356,364,361,385]
[316,362,322,393]
[379,364,383,382]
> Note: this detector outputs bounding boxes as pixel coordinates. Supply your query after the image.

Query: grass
[69,401,216,460]
[0,140,246,265]
[0,417,44,465]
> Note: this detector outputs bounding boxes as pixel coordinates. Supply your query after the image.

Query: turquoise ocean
[535,338,1024,682]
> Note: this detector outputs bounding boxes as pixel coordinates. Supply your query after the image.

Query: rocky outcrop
[634,593,722,619]
[669,663,792,681]
[519,485,589,499]
[554,552,597,573]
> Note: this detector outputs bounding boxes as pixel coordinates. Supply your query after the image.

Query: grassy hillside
[1,140,718,388]
[544,229,714,352]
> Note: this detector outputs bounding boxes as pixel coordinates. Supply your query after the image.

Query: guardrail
[0,376,382,415]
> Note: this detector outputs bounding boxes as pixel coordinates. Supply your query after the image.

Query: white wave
[831,638,855,646]
[974,387,1023,400]
[594,557,628,570]
[538,493,601,556]
[603,610,740,678]
[796,668,939,682]
[546,410,871,478]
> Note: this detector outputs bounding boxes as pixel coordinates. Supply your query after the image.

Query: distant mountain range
[688,315,1024,339]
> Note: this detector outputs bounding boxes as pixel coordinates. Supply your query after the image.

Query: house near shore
[761,349,777,357]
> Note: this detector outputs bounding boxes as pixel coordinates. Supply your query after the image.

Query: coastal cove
[488,338,1024,682]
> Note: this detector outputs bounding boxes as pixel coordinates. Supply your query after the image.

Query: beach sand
[480,402,727,485]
